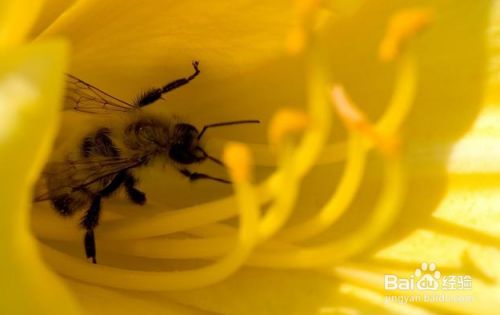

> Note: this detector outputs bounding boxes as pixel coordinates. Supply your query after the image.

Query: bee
[35,61,259,264]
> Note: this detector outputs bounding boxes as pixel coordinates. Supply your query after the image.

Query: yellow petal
[0,0,44,46]
[38,0,296,101]
[323,0,366,16]
[0,41,78,314]
[28,0,496,314]
[164,268,339,315]
[65,279,213,315]
[28,0,77,40]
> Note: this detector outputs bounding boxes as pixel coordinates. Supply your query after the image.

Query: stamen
[286,0,320,54]
[103,237,235,259]
[97,197,239,240]
[286,28,307,55]
[248,157,405,268]
[222,142,253,183]
[268,109,310,146]
[97,232,297,260]
[331,85,399,156]
[379,8,434,62]
[273,61,332,181]
[278,53,417,241]
[278,133,366,242]
[254,66,332,244]
[259,138,298,242]
[376,53,417,134]
[188,223,236,237]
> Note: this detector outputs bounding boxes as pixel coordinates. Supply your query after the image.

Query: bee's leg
[135,61,200,108]
[100,171,127,197]
[179,169,231,184]
[80,196,102,264]
[123,173,146,205]
[160,61,200,94]
[80,172,126,264]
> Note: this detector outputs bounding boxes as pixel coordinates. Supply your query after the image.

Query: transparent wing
[65,74,139,114]
[35,155,149,201]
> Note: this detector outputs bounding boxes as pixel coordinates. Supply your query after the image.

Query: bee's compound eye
[169,144,197,164]
[173,123,199,146]
[170,123,202,164]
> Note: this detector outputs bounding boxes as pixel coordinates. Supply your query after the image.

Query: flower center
[34,7,432,291]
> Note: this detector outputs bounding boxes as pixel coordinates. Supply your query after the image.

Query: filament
[248,157,405,268]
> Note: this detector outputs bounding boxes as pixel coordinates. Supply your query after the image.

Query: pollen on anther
[379,8,434,62]
[223,142,253,183]
[331,85,400,156]
[268,109,310,145]
[285,0,320,55]
[331,86,367,130]
[286,28,307,55]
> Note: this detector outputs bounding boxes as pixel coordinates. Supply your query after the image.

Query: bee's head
[169,123,204,164]
[169,119,260,166]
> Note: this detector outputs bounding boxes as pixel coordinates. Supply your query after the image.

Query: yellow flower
[0,0,79,314]
[1,0,499,314]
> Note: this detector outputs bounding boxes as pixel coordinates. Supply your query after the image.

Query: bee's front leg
[179,168,231,184]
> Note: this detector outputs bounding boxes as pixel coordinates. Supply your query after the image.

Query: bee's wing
[65,74,139,114]
[35,155,148,202]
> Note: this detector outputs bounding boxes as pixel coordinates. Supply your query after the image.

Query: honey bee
[35,61,259,264]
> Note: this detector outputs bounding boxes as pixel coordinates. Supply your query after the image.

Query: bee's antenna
[196,147,225,166]
[197,120,260,140]
[207,155,225,166]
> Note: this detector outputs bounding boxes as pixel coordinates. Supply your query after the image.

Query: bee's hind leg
[80,196,102,264]
[80,172,127,264]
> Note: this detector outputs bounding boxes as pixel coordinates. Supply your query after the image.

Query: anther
[268,109,310,146]
[223,142,253,183]
[286,0,320,54]
[379,8,434,62]
[331,85,399,156]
